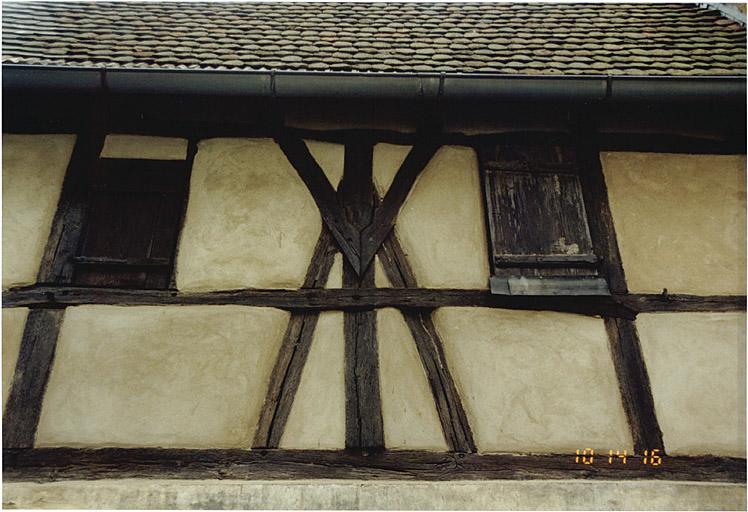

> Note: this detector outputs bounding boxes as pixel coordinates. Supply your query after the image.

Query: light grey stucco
[3,479,745,510]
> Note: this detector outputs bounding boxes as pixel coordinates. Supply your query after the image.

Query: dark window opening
[478,134,609,296]
[72,158,188,289]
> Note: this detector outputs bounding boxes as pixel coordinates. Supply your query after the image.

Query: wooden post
[340,139,384,449]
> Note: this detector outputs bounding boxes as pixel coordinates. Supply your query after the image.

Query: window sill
[489,276,611,296]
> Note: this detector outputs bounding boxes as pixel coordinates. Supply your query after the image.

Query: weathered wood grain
[3,448,744,483]
[605,317,665,454]
[378,233,476,453]
[36,114,106,284]
[253,227,337,448]
[73,155,190,289]
[341,139,384,449]
[494,254,599,267]
[619,293,747,313]
[2,309,65,448]
[8,286,740,316]
[16,286,745,317]
[276,135,362,274]
[479,139,598,279]
[576,128,628,294]
[343,297,382,449]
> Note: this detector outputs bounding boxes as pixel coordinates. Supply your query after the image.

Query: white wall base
[4,479,746,510]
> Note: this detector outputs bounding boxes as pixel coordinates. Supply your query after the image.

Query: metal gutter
[2,65,745,103]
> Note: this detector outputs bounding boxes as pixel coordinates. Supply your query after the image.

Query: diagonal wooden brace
[277,135,363,275]
[279,135,438,277]
[359,142,438,272]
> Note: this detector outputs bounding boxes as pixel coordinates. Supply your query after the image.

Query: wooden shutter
[479,136,609,296]
[72,158,188,289]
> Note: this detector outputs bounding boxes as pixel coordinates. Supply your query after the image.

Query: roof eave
[2,64,746,103]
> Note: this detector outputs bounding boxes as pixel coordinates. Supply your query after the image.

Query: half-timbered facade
[2,2,746,509]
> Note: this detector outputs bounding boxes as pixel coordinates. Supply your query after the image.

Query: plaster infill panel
[637,312,746,457]
[378,308,449,451]
[2,134,76,289]
[325,253,343,288]
[373,143,412,197]
[374,256,393,288]
[36,305,289,448]
[2,308,29,409]
[280,311,345,449]
[375,144,489,289]
[435,308,632,454]
[601,152,747,295]
[100,134,188,160]
[305,139,344,190]
[175,138,323,291]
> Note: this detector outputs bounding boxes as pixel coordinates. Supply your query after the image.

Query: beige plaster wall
[374,256,393,288]
[100,134,188,160]
[306,139,344,189]
[2,134,75,288]
[280,312,345,449]
[2,308,28,409]
[601,152,746,295]
[377,145,489,289]
[326,253,343,288]
[175,138,324,291]
[36,305,288,448]
[435,307,632,453]
[373,143,412,196]
[378,308,448,450]
[637,312,746,457]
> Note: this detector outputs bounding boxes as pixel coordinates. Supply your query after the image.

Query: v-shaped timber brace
[255,135,475,451]
[277,134,439,276]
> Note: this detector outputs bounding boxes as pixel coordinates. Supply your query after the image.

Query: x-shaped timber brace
[255,135,474,451]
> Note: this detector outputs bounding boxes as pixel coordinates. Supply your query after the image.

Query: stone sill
[4,479,747,510]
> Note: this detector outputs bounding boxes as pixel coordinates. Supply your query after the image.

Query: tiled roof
[2,2,746,76]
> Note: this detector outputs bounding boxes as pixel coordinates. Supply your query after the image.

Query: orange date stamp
[575,448,663,466]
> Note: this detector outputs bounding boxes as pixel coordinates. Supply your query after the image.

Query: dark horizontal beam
[3,448,744,483]
[617,293,747,313]
[3,285,634,317]
[3,115,744,157]
[3,286,744,316]
[598,132,746,155]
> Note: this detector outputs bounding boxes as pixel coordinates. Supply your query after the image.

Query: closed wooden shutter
[479,135,609,295]
[72,158,188,289]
